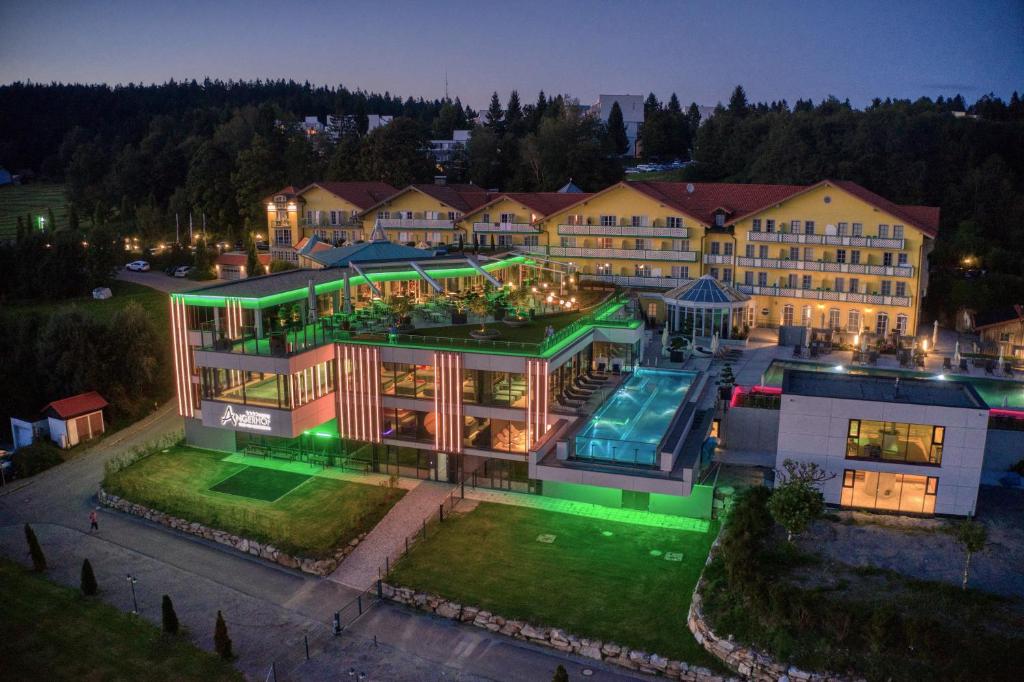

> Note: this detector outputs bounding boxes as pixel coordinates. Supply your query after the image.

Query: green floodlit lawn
[389,502,721,666]
[0,183,71,238]
[0,559,242,682]
[104,447,405,558]
[410,310,586,344]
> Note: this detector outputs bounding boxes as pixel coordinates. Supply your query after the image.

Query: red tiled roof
[302,181,398,210]
[829,180,940,237]
[294,237,333,253]
[216,252,271,267]
[410,183,495,213]
[41,391,107,420]
[490,192,596,218]
[261,186,301,204]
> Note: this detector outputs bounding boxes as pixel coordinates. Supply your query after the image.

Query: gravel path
[329,480,455,590]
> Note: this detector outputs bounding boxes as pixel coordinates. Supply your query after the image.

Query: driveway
[117,269,223,293]
[0,404,646,681]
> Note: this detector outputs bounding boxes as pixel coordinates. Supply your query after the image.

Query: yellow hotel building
[263,179,938,337]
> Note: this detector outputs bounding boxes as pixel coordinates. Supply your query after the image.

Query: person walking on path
[89,510,99,533]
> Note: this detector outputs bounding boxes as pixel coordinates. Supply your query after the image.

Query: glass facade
[846,419,943,465]
[381,408,435,443]
[200,360,336,410]
[840,470,938,514]
[461,370,527,407]
[380,363,435,399]
[463,416,528,453]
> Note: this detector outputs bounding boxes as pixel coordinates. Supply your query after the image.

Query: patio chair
[959,359,969,372]
[793,344,803,357]
[943,357,952,371]
[1005,362,1014,376]
[985,361,996,375]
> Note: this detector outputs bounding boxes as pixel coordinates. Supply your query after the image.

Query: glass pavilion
[662,275,752,339]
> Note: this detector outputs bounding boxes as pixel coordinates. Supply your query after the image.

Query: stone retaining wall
[98,489,363,576]
[685,545,857,682]
[381,582,734,681]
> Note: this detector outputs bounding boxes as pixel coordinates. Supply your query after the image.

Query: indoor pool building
[170,248,717,519]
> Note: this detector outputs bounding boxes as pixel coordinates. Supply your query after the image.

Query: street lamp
[126,574,139,614]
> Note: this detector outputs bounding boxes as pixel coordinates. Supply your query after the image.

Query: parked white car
[126,260,150,271]
[173,265,193,278]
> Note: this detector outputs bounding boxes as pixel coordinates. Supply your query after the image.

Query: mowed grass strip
[389,502,721,666]
[0,183,70,238]
[105,447,404,558]
[209,467,311,501]
[0,558,242,682]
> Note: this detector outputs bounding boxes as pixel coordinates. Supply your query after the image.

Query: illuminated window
[846,419,943,465]
[840,470,937,514]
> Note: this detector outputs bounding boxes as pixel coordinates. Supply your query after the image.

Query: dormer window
[715,213,725,227]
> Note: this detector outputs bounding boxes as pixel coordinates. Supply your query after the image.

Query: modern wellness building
[170,248,718,518]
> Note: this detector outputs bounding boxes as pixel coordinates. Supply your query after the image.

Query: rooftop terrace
[781,369,987,409]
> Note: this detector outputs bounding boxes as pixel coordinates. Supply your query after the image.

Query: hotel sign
[219,405,273,432]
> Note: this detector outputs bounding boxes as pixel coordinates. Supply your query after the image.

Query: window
[837,222,848,236]
[274,229,291,246]
[398,231,411,243]
[715,213,725,227]
[896,314,908,335]
[789,247,799,260]
[787,273,798,288]
[790,220,801,233]
[801,275,812,289]
[850,250,861,264]
[745,244,755,257]
[744,271,754,285]
[634,264,649,277]
[497,234,512,247]
[377,210,390,219]
[666,216,683,229]
[849,278,860,293]
[380,363,435,399]
[709,267,719,280]
[647,302,657,317]
[306,210,314,224]
[631,215,646,227]
[782,304,794,326]
[711,242,721,255]
[841,470,937,514]
[598,237,613,249]
[898,253,908,266]
[722,268,732,282]
[560,237,576,247]
[847,309,860,332]
[751,218,762,232]
[523,235,539,247]
[805,220,815,235]
[759,245,769,259]
[566,214,583,226]
[875,312,889,336]
[878,224,889,238]
[803,247,813,261]
[893,225,904,239]
[766,219,776,233]
[724,242,734,256]
[329,210,338,225]
[332,230,342,244]
[884,252,893,266]
[881,281,892,296]
[481,213,490,224]
[757,272,768,286]
[671,265,689,279]
[596,263,612,276]
[599,215,616,227]
[846,419,944,465]
[801,305,812,326]
[852,223,863,237]
[836,249,847,264]
[500,212,514,224]
[834,277,845,292]
[895,282,907,298]
[829,308,841,330]
[634,238,647,251]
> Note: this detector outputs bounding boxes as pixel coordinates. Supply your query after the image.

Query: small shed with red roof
[41,391,109,448]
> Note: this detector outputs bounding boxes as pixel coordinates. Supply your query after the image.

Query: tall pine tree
[607,101,630,156]
[485,92,504,133]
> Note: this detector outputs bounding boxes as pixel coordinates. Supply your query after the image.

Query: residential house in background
[973,304,1024,365]
[430,129,472,164]
[590,95,645,156]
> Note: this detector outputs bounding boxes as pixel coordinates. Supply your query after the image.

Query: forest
[1,80,1023,322]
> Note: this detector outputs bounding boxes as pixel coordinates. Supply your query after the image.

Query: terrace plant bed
[388,502,721,667]
[0,558,242,681]
[410,310,586,344]
[103,447,404,558]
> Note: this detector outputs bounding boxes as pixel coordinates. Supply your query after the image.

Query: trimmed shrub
[214,610,232,659]
[80,558,98,595]
[162,595,179,634]
[24,524,46,572]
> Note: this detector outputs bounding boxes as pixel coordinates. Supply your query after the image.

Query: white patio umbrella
[710,332,720,355]
[998,347,1004,368]
[662,323,670,349]
[307,279,317,322]
[953,341,961,367]
[932,320,939,348]
[860,334,868,353]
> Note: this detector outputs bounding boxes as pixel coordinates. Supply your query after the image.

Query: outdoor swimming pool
[575,368,696,466]
[761,359,1024,409]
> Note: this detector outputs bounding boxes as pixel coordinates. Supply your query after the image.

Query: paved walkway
[330,480,455,590]
[463,487,710,532]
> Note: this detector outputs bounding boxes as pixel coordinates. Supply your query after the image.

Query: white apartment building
[591,94,645,156]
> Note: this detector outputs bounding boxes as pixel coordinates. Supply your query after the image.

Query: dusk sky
[1,0,1021,110]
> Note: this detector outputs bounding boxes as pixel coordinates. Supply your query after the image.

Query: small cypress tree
[245,234,260,278]
[24,524,46,572]
[162,595,180,634]
[47,207,57,231]
[552,664,569,682]
[80,559,98,595]
[214,610,233,659]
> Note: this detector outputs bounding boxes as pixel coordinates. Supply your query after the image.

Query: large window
[847,419,944,465]
[381,408,434,443]
[201,368,293,409]
[380,363,434,399]
[463,416,527,453]
[840,470,937,514]
[462,370,527,408]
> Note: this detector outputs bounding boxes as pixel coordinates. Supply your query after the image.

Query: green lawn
[0,183,72,239]
[104,447,405,558]
[0,279,170,339]
[389,502,721,666]
[209,467,311,501]
[0,558,242,681]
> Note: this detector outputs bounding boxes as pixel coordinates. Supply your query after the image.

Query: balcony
[746,232,906,249]
[736,284,912,307]
[580,274,689,289]
[735,257,914,278]
[702,254,735,265]
[272,219,292,228]
[376,218,456,230]
[473,222,538,234]
[557,224,688,239]
[534,246,698,262]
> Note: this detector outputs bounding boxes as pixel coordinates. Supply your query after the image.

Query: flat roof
[781,369,987,409]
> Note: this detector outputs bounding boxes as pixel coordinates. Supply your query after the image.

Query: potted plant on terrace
[389,296,415,333]
[451,297,469,324]
[468,295,500,339]
[504,286,531,327]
